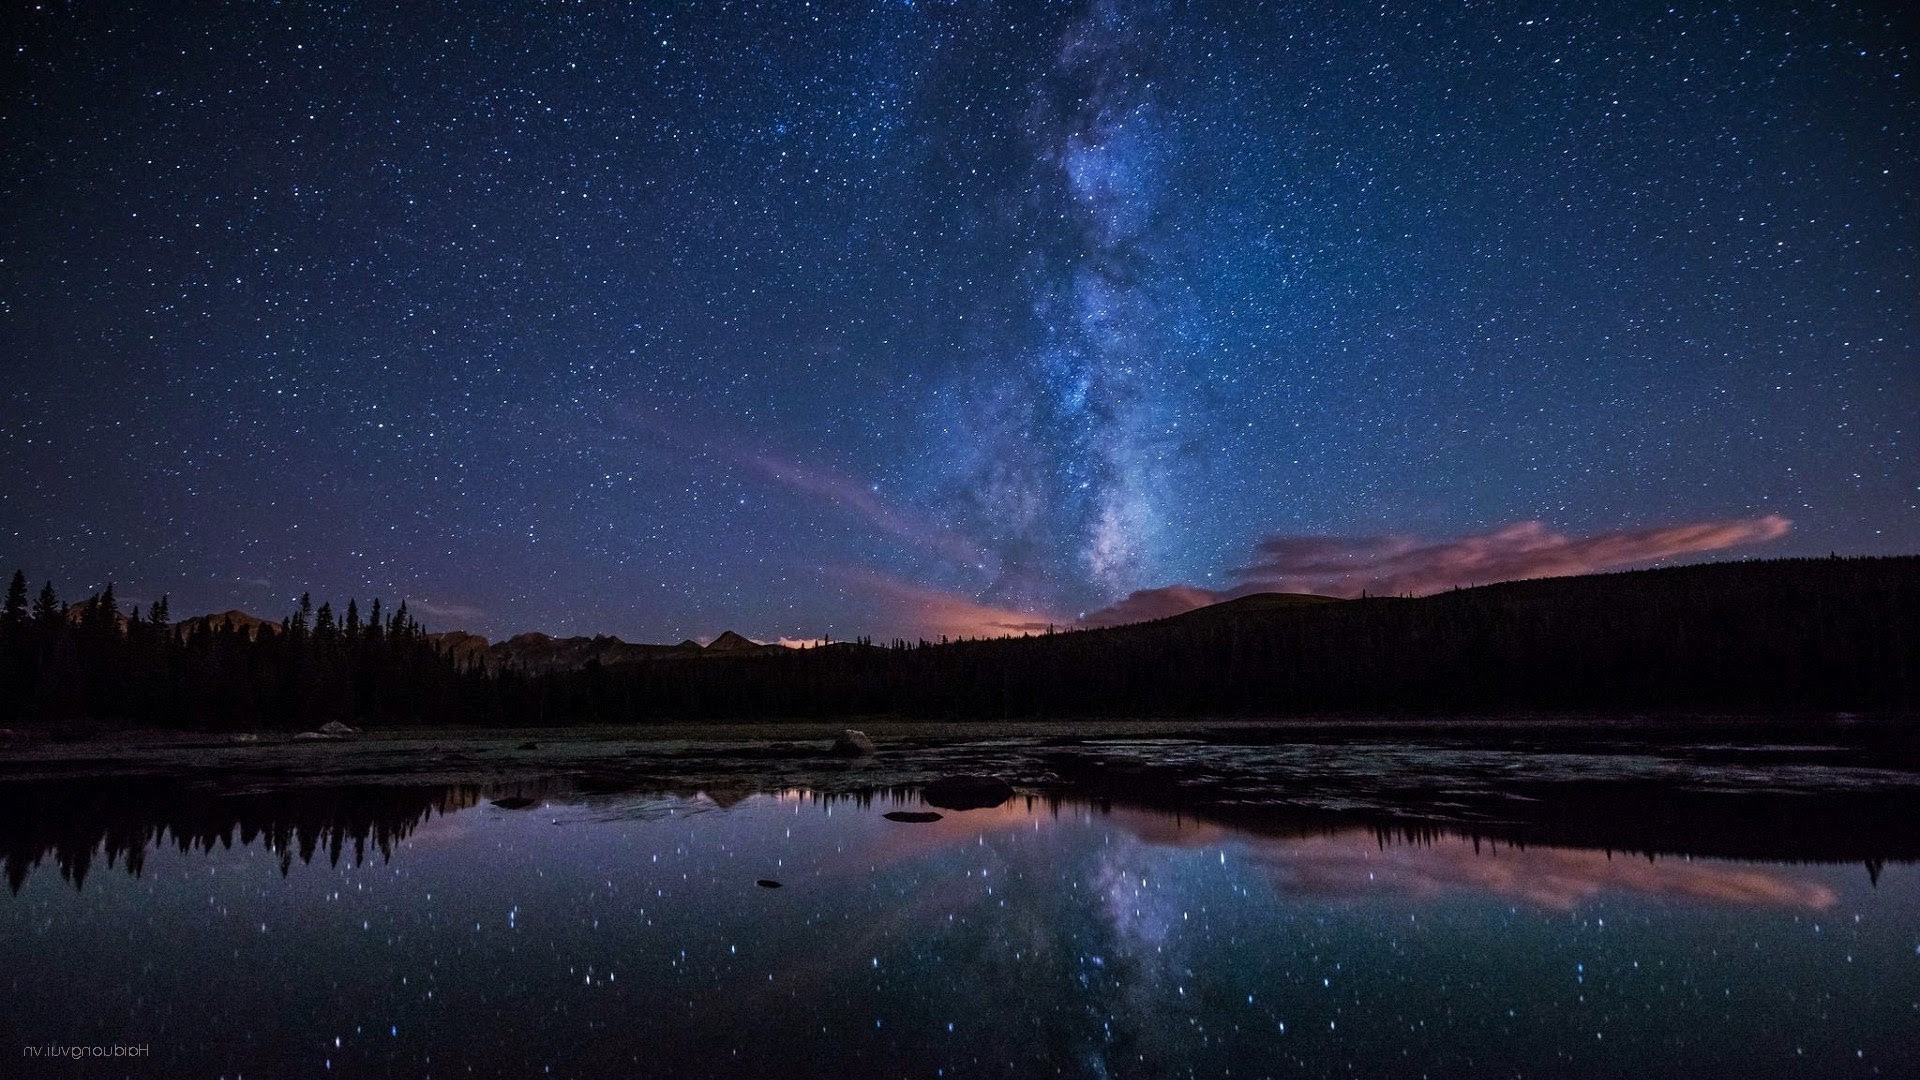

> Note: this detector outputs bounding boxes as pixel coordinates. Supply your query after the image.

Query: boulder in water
[831,729,876,757]
[318,721,359,736]
[756,879,783,889]
[883,811,943,823]
[491,796,537,810]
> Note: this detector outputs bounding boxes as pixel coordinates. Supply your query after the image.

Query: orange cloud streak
[846,571,1063,640]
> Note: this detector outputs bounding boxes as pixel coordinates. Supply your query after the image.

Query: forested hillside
[2,556,1914,730]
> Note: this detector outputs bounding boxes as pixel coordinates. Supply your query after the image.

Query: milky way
[0,2,1911,640]
[937,0,1191,610]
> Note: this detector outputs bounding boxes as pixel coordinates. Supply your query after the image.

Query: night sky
[2,1,1912,642]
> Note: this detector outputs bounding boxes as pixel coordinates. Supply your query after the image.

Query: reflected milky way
[3,785,1914,1077]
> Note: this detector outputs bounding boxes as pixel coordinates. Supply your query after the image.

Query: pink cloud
[1077,583,1221,627]
[846,571,1063,640]
[407,597,489,624]
[738,452,989,567]
[1079,515,1792,626]
[1235,514,1792,598]
[628,411,990,568]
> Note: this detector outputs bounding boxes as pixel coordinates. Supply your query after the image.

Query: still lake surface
[2,778,1915,1078]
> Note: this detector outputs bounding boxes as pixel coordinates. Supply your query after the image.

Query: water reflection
[729,795,1845,913]
[0,776,1903,899]
[0,779,481,892]
[2,780,1915,1078]
[1222,828,1839,912]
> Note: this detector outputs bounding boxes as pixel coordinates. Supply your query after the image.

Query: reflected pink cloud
[765,799,1836,915]
[1221,830,1836,912]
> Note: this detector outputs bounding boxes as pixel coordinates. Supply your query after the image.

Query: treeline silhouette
[0,577,473,730]
[2,556,1915,730]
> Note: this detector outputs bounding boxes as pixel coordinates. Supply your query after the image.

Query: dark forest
[3,556,1915,731]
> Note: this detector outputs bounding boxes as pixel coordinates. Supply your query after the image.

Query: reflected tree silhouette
[0,780,481,892]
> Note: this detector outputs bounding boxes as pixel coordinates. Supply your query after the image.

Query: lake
[3,731,1917,1079]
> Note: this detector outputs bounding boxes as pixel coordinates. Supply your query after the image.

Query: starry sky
[1,1,1912,642]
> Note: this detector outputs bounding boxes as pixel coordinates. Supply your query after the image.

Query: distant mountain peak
[705,630,763,652]
[176,609,274,638]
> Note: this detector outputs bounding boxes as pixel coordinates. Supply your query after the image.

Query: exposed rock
[491,796,537,810]
[516,741,539,750]
[291,731,342,741]
[318,720,359,736]
[429,630,493,668]
[883,811,943,823]
[174,610,274,640]
[479,631,719,674]
[922,775,1014,811]
[705,630,771,653]
[229,733,260,744]
[413,626,794,673]
[831,729,876,757]
[756,879,783,889]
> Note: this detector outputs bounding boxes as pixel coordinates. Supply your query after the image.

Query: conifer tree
[32,582,60,631]
[3,571,27,635]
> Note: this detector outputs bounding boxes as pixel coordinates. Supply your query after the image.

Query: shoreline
[4,715,1917,867]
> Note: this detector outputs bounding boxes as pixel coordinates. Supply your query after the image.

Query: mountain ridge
[8,556,1913,726]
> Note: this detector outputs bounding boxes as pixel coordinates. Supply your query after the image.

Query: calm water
[2,785,1916,1078]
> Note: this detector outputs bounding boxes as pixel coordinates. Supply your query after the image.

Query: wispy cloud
[628,412,991,568]
[407,598,489,625]
[1076,583,1220,627]
[1080,515,1792,626]
[738,451,990,567]
[1234,515,1793,598]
